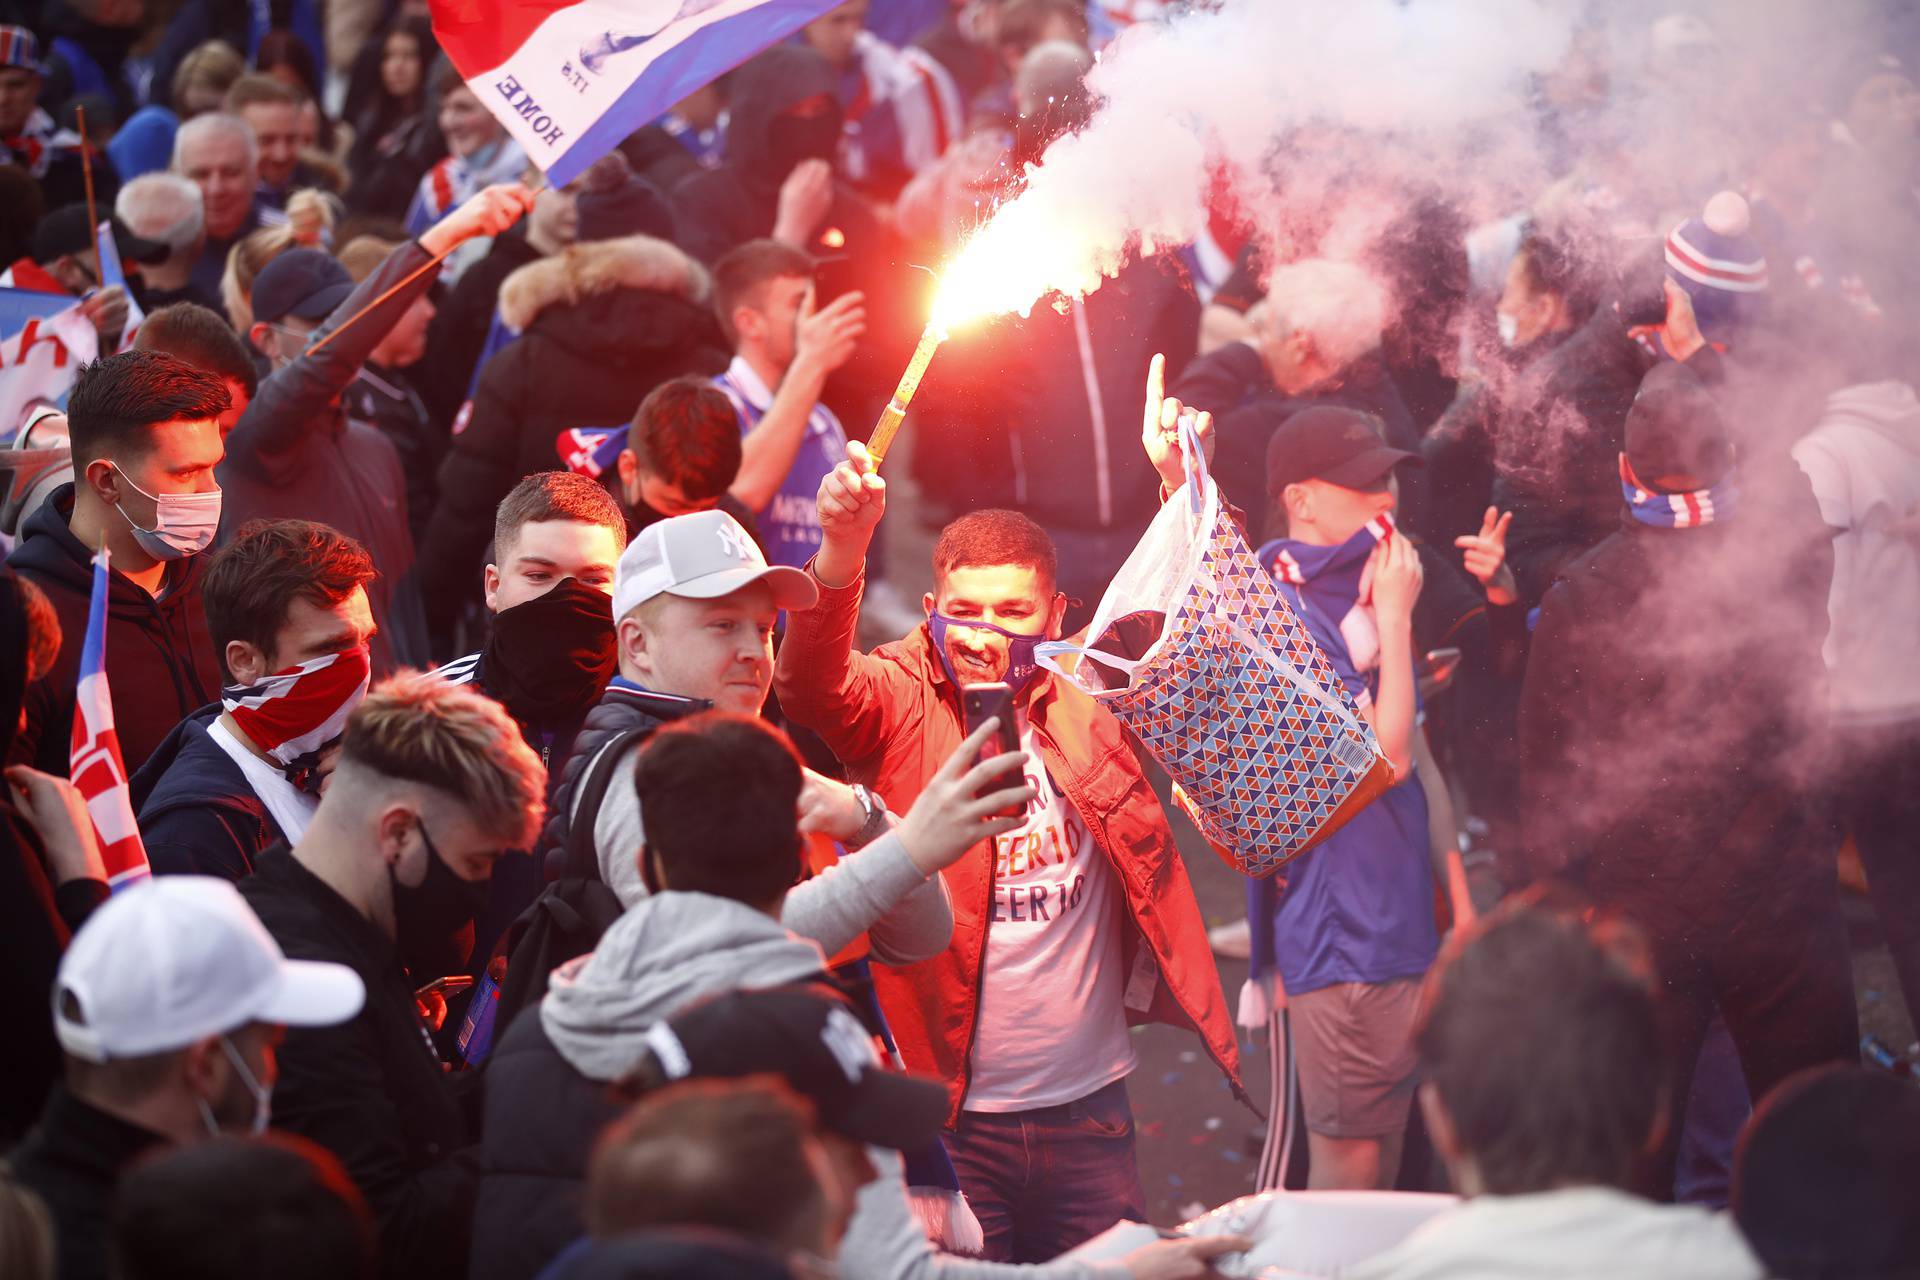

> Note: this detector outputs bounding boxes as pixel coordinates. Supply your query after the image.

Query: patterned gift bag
[1037,425,1394,877]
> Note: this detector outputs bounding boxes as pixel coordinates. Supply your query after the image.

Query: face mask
[223,644,371,795]
[1495,311,1521,348]
[112,466,221,560]
[928,611,1054,696]
[389,817,491,971]
[196,1033,271,1136]
[481,576,617,727]
[766,111,841,179]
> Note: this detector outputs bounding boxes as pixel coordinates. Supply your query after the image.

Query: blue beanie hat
[1664,191,1767,342]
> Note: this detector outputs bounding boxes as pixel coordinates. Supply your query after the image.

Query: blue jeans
[946,1078,1147,1262]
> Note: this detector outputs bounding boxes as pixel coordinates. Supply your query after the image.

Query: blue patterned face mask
[928,612,1053,695]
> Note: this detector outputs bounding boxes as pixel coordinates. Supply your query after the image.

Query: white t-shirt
[207,717,318,846]
[963,718,1138,1112]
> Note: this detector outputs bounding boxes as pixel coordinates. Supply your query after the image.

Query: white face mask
[1495,310,1522,349]
[195,1033,271,1137]
[113,465,221,560]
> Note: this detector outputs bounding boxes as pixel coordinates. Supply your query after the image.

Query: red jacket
[774,562,1244,1122]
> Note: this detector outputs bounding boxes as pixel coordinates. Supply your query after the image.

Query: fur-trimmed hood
[497,234,710,333]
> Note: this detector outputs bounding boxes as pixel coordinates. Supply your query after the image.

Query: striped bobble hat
[1665,191,1768,339]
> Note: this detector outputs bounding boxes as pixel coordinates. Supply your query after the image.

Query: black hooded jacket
[7,484,220,776]
[128,702,284,882]
[416,235,728,639]
[1518,513,1836,942]
[669,45,886,267]
[1489,302,1652,609]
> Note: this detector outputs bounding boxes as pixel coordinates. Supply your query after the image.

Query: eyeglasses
[266,323,319,351]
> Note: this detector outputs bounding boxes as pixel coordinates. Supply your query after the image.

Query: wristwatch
[850,783,891,848]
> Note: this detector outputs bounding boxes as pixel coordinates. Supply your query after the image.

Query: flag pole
[76,104,99,246]
[306,172,551,357]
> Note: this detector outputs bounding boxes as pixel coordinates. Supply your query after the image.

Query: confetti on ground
[1179,1050,1199,1064]
[1179,1201,1210,1220]
[1205,1117,1223,1131]
[1162,1071,1182,1086]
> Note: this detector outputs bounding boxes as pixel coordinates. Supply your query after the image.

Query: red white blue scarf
[1620,456,1736,529]
[1257,513,1395,673]
[222,645,371,793]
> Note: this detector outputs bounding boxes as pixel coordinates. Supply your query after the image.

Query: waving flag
[0,287,98,440]
[95,220,145,351]
[70,548,151,890]
[429,0,841,187]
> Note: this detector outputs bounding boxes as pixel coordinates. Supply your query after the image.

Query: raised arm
[773,440,920,764]
[730,286,866,511]
[222,185,533,486]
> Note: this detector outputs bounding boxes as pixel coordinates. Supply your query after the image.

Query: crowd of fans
[2,0,1920,1277]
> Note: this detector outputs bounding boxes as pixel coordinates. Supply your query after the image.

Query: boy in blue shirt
[1244,406,1471,1193]
[708,239,866,571]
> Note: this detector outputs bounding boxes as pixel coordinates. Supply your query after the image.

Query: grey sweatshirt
[538,893,1115,1280]
[582,743,954,964]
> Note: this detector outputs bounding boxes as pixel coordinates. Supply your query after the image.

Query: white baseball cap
[613,509,818,621]
[54,877,365,1063]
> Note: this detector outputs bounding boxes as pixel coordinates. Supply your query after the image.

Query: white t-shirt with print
[963,716,1138,1112]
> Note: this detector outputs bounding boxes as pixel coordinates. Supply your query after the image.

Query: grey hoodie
[536,891,1116,1280]
[541,890,824,1082]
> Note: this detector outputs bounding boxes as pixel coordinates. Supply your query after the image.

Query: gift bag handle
[1034,638,1140,687]
[1177,414,1209,517]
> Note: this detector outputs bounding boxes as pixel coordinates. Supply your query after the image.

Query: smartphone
[1421,646,1464,692]
[415,975,475,1000]
[960,682,1022,819]
[814,253,861,306]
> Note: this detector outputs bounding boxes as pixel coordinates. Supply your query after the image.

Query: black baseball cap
[250,247,354,327]
[31,204,168,268]
[1265,404,1420,497]
[635,988,948,1152]
[1624,362,1732,489]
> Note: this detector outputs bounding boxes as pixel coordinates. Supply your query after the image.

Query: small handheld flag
[95,220,144,351]
[69,547,152,890]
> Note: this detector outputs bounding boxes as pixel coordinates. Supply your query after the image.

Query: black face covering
[766,110,842,181]
[480,577,617,729]
[390,819,490,976]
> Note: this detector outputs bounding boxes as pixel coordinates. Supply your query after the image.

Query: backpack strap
[563,724,652,882]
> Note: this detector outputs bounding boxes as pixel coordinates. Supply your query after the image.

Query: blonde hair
[336,235,399,284]
[219,189,335,331]
[339,672,547,848]
[171,40,245,118]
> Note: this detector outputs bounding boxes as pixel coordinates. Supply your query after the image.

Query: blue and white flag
[96,220,144,351]
[429,0,842,187]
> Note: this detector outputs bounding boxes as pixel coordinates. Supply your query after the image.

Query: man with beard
[772,422,1242,1260]
[12,877,364,1280]
[239,672,545,1280]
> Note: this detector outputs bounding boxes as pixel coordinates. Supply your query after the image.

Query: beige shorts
[1288,977,1424,1139]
